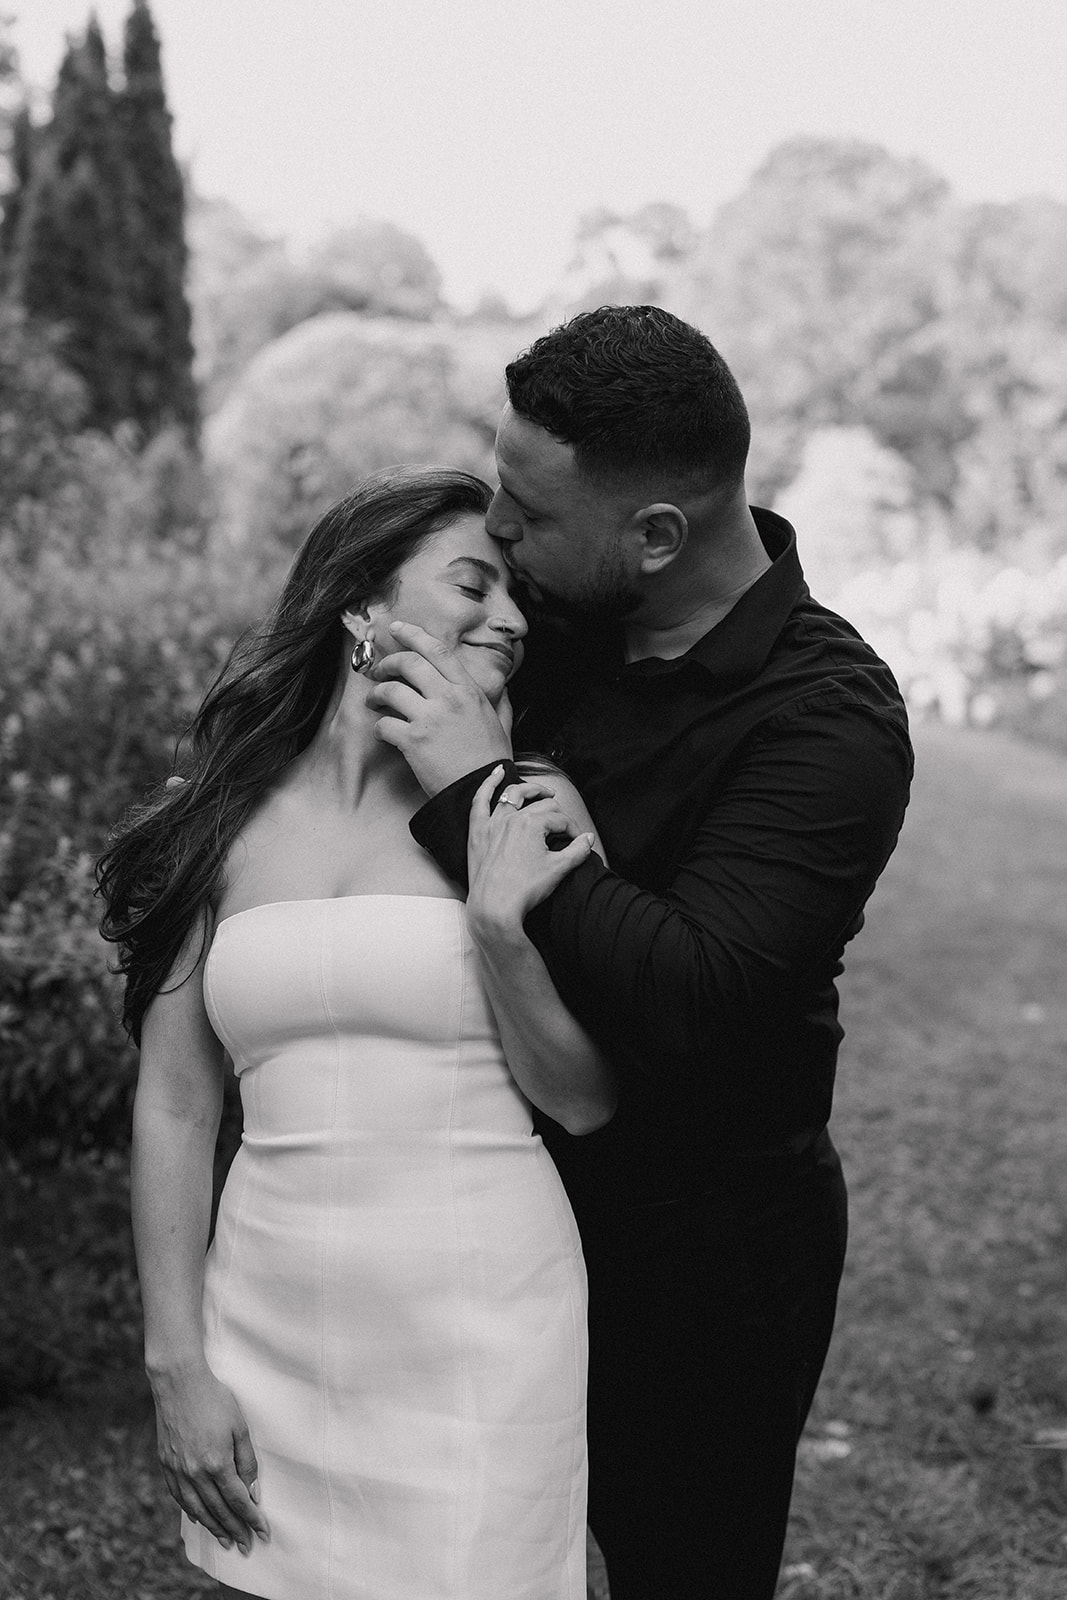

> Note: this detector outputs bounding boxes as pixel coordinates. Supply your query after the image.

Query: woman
[98,466,614,1600]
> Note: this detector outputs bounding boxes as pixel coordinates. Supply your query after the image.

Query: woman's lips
[469,640,516,670]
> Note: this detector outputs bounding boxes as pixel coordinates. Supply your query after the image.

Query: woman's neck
[288,677,423,812]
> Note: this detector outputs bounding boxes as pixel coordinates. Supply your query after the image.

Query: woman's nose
[490,605,528,640]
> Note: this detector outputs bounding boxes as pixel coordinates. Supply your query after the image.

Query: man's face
[486,405,643,620]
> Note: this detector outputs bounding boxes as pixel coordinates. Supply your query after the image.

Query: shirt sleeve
[410,760,524,885]
[522,697,912,1080]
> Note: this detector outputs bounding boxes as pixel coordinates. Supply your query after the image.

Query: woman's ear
[340,605,369,640]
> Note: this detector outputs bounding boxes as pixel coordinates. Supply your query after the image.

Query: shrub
[0,455,282,1153]
[0,837,133,1151]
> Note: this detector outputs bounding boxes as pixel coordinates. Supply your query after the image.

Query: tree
[672,138,954,501]
[772,426,926,599]
[13,18,134,431]
[938,199,1067,560]
[114,0,197,439]
[0,103,35,273]
[0,13,28,269]
[205,313,513,546]
[0,301,87,547]
[549,202,698,319]
[188,205,445,412]
[303,219,442,321]
[10,3,195,442]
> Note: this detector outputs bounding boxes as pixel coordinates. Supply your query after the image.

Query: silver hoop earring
[351,638,375,673]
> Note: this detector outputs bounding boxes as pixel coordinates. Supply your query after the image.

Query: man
[367,306,912,1598]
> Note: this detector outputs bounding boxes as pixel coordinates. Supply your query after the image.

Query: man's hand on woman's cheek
[364,621,513,797]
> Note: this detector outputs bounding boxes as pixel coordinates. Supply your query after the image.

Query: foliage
[12,19,135,433]
[114,0,198,440]
[773,427,1067,734]
[0,301,88,545]
[0,103,34,272]
[189,200,444,411]
[303,219,443,321]
[205,312,515,545]
[0,1150,142,1405]
[5,3,195,443]
[0,840,133,1152]
[547,201,699,321]
[0,466,278,1152]
[657,136,1067,576]
[672,136,955,503]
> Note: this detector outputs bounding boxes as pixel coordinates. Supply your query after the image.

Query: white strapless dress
[182,895,588,1600]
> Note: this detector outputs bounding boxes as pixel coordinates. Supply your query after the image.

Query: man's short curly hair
[504,305,750,497]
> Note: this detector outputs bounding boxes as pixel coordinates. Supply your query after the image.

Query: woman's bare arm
[133,914,269,1555]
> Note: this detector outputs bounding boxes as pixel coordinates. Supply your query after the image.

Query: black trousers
[580,1130,848,1600]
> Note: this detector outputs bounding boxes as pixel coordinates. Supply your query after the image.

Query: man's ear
[632,503,687,573]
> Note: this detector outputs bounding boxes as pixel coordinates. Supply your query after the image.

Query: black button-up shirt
[413,508,913,1205]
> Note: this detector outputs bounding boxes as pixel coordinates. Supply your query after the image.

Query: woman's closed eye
[457,584,489,600]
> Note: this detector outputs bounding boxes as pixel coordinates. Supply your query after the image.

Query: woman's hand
[466,766,596,937]
[149,1359,270,1556]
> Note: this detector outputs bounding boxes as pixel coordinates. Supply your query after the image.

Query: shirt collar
[623,506,807,686]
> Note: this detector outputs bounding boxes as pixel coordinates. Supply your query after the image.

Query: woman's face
[353,514,528,705]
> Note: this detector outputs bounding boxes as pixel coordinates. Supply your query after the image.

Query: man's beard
[526,542,643,623]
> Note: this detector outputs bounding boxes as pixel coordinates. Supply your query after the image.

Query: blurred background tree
[1,3,196,441]
[10,16,136,432]
[189,205,444,411]
[113,0,197,440]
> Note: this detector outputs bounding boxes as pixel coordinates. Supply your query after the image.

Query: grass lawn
[3,722,1066,1598]
[777,723,1067,1598]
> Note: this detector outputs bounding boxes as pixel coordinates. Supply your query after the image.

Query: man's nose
[487,491,522,540]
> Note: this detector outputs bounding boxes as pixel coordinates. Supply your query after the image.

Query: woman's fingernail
[219,1536,233,1549]
[250,1480,260,1503]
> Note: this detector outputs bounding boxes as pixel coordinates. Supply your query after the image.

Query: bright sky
[14,0,1067,312]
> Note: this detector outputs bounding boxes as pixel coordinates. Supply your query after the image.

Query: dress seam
[316,899,342,1600]
[447,902,470,1595]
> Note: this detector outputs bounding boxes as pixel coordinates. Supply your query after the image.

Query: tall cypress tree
[0,104,36,279]
[115,0,197,440]
[11,3,197,442]
[14,19,135,432]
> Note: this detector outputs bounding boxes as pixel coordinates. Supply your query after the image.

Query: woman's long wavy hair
[98,465,493,1045]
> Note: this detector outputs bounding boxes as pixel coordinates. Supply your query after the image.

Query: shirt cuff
[409,760,524,888]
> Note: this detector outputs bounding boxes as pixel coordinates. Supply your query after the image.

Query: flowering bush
[825,549,1067,737]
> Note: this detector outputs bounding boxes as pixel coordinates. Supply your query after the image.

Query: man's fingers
[364,680,425,722]
[384,620,472,683]
[537,832,596,884]
[369,648,455,695]
[495,795,580,839]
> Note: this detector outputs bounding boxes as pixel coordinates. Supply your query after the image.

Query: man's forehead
[496,406,582,497]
